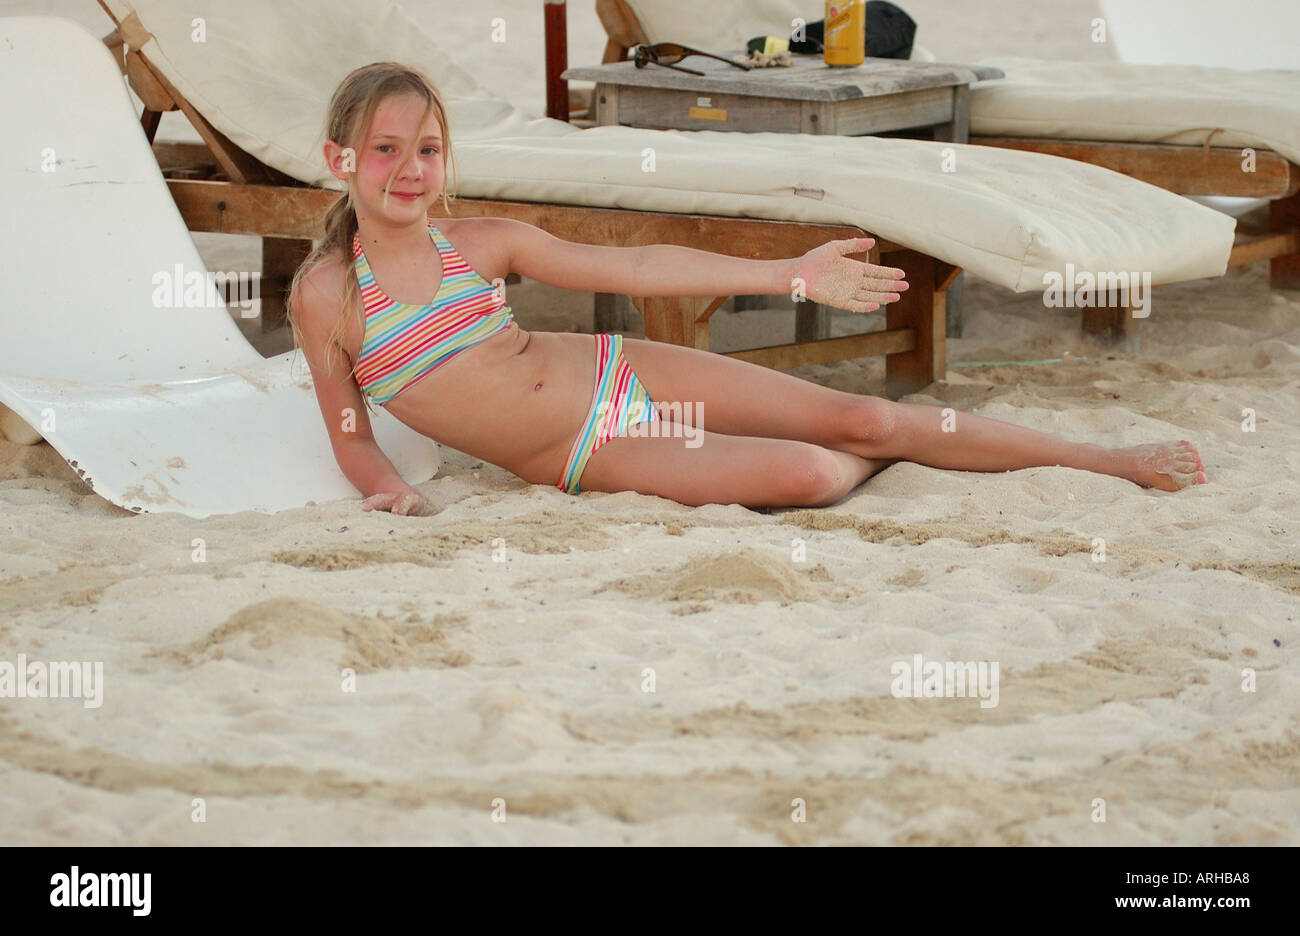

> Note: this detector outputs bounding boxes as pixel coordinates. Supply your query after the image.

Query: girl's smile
[324,92,448,226]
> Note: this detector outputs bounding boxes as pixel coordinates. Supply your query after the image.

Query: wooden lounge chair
[966,60,1300,319]
[977,134,1298,292]
[94,0,954,400]
[94,0,1233,403]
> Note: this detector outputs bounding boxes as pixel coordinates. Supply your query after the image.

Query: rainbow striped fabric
[351,221,515,405]
[557,333,660,494]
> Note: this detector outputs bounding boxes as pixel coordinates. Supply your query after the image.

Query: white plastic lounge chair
[99,0,1235,361]
[0,15,440,519]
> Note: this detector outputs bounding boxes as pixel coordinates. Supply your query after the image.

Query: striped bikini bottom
[557,333,660,494]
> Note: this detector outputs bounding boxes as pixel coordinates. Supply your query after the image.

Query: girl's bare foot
[1108,440,1207,491]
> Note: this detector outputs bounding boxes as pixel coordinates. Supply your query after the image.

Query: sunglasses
[632,42,753,76]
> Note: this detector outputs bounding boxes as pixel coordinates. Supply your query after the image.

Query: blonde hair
[287,63,458,414]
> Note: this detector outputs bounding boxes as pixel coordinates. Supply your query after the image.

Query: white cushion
[971,57,1300,165]
[103,0,1235,291]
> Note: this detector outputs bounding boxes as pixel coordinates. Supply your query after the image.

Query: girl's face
[336,93,445,223]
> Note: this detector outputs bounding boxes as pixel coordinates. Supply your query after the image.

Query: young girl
[288,63,1207,517]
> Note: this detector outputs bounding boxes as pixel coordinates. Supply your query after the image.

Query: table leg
[931,85,970,144]
[930,85,972,338]
[595,84,620,126]
[590,81,622,333]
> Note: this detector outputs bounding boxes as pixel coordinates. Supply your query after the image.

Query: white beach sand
[1,1,1296,845]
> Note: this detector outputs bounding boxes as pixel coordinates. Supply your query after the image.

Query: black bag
[775,2,917,59]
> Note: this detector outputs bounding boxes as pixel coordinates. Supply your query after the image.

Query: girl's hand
[362,488,426,517]
[793,237,909,314]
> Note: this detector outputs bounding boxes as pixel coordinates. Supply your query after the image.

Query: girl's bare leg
[616,337,1207,491]
[576,425,892,508]
[838,402,1207,491]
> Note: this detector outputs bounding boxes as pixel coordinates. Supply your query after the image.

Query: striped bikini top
[351,220,515,405]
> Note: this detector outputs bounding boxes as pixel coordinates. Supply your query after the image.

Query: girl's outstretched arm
[494,219,908,313]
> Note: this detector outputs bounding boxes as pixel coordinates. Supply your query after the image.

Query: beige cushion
[106,0,1235,292]
[460,127,1234,291]
[971,57,1300,165]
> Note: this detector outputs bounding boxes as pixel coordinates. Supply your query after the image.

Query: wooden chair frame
[97,4,953,399]
[595,0,651,66]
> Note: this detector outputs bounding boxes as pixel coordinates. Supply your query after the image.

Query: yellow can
[824,0,865,67]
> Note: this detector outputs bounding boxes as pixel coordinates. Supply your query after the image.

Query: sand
[1,0,1296,845]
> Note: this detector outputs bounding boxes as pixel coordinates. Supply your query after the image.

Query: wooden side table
[563,55,1002,339]
[565,55,1001,141]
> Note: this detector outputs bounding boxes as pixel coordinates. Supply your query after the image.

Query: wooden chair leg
[794,302,832,342]
[945,272,965,338]
[1271,190,1300,289]
[1081,299,1142,350]
[885,250,943,399]
[594,292,623,333]
[141,108,162,143]
[101,27,125,69]
[600,39,627,63]
[636,295,724,349]
[260,237,313,333]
